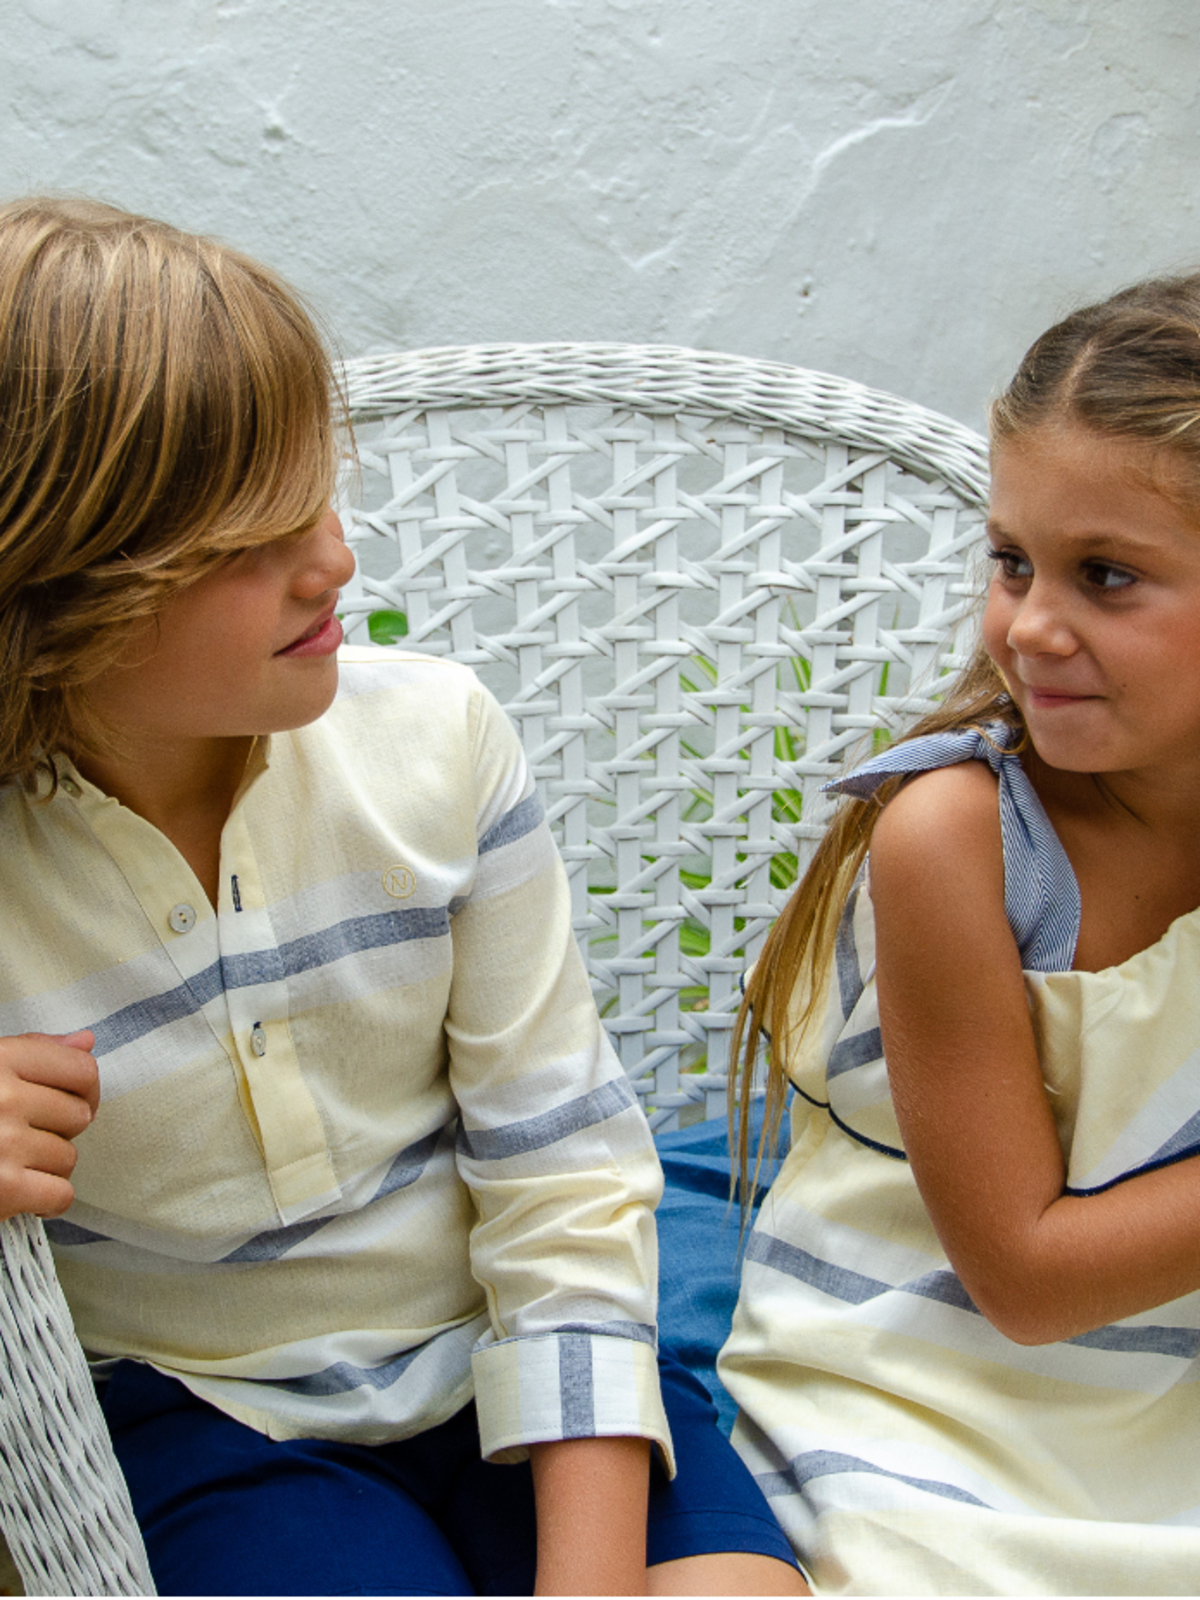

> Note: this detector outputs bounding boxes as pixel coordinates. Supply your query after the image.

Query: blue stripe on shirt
[479,792,544,854]
[91,905,454,1056]
[457,1078,637,1162]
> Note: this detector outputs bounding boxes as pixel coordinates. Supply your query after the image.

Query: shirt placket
[65,768,340,1225]
[215,805,342,1223]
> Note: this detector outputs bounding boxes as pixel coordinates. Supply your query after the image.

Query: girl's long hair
[730,270,1200,1202]
[0,196,342,789]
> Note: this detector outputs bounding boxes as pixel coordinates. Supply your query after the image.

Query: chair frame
[0,343,988,1595]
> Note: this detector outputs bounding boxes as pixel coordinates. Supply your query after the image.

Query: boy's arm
[446,683,673,1476]
[872,762,1200,1344]
[0,1032,98,1218]
[530,1436,650,1596]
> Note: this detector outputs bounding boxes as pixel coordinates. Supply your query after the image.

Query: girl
[720,275,1200,1595]
[0,197,803,1597]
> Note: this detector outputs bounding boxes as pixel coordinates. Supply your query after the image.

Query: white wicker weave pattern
[336,344,990,1127]
[0,1216,153,1595]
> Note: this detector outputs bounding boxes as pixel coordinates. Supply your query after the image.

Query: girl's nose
[1006,586,1075,658]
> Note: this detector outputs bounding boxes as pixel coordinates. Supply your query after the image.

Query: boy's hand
[0,1032,99,1220]
[530,1435,650,1595]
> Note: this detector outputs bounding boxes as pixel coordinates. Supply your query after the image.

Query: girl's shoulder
[829,724,1022,802]
[869,760,1005,927]
[838,725,1081,974]
[871,758,1001,862]
[838,727,1010,899]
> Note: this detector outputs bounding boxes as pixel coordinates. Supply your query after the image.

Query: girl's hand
[872,762,1200,1343]
[0,1032,99,1221]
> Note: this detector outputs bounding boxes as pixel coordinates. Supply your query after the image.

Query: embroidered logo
[382,865,416,899]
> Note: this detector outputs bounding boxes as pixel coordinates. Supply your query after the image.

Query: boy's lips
[276,604,343,657]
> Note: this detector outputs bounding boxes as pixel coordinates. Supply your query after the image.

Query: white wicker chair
[336,344,989,1124]
[0,344,988,1596]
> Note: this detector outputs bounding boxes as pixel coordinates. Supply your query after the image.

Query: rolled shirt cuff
[472,1328,676,1478]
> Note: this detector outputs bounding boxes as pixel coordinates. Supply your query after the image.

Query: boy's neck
[75,733,259,909]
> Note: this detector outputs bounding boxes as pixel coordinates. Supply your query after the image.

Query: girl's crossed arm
[871,761,1200,1345]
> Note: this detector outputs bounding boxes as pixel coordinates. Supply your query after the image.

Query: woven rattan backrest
[336,344,990,1130]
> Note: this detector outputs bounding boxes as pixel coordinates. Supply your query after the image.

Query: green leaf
[367,609,409,645]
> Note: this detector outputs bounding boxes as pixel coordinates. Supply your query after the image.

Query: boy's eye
[1082,560,1135,590]
[984,546,1032,581]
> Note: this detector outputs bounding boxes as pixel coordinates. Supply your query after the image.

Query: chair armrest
[0,1214,154,1597]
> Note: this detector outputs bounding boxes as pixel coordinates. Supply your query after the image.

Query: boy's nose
[300,510,356,593]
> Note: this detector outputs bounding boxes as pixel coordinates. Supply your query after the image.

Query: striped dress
[719,728,1200,1595]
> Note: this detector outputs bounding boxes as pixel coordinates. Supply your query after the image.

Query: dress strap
[827,726,1080,973]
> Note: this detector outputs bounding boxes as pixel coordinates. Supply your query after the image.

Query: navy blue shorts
[102,1346,795,1596]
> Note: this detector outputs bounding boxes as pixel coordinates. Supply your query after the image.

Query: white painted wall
[3,0,1196,430]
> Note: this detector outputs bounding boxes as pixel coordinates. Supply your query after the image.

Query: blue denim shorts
[102,1344,795,1596]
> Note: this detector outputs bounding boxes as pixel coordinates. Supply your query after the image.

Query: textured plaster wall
[2,0,1196,429]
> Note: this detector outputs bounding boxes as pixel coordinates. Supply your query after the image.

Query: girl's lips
[1024,686,1095,708]
[276,611,343,658]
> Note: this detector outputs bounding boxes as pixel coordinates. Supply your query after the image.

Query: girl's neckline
[1012,751,1200,979]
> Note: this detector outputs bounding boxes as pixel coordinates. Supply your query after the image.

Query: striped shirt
[720,729,1200,1593]
[0,648,672,1466]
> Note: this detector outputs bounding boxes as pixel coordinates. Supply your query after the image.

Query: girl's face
[983,425,1200,781]
[81,507,357,756]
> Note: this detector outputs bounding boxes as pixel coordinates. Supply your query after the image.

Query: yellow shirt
[0,648,671,1467]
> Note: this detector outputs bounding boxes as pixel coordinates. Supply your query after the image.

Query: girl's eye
[1082,560,1136,591]
[984,546,1032,581]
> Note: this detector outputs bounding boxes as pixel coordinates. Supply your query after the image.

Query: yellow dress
[719,731,1200,1595]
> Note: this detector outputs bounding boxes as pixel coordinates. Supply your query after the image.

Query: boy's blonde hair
[731,270,1200,1200]
[0,196,340,788]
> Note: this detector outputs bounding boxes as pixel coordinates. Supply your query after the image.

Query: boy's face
[83,508,357,751]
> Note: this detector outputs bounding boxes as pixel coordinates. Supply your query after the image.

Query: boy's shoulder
[301,645,517,769]
[332,644,487,710]
[335,642,477,679]
[280,646,526,817]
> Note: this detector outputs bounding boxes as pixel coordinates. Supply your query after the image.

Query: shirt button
[250,1025,268,1058]
[167,903,197,934]
[60,777,81,798]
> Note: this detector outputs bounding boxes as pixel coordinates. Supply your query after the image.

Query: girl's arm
[870,761,1200,1344]
[0,1032,98,1219]
[530,1436,650,1595]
